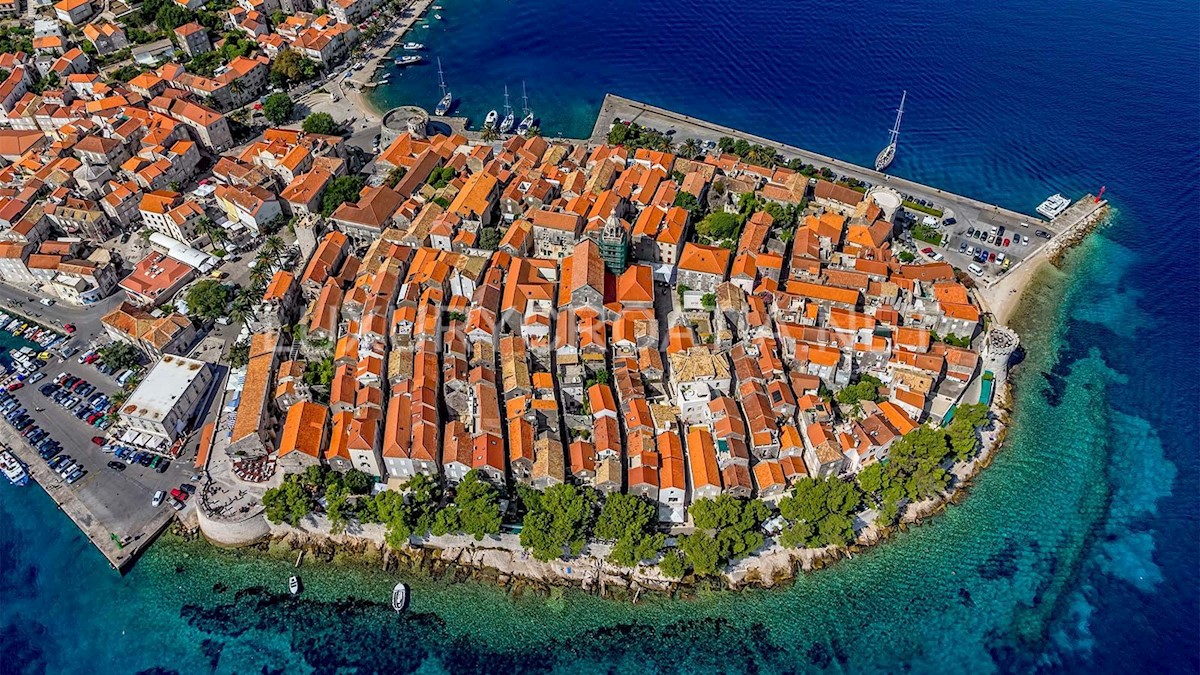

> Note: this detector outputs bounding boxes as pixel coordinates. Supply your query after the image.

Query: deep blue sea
[3,0,1198,672]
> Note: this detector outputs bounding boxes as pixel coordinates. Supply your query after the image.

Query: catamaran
[434,58,452,116]
[499,85,515,133]
[516,81,535,137]
[874,90,906,172]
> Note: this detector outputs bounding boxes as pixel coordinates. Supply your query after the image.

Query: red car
[920,247,934,255]
[83,353,99,364]
[1003,238,1010,247]
[90,436,105,445]
[64,324,75,333]
[170,488,188,501]
[7,382,23,391]
[988,252,996,262]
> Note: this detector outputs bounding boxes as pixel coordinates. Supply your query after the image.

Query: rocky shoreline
[180,373,1016,601]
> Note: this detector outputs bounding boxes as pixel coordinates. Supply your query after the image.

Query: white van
[968,264,984,277]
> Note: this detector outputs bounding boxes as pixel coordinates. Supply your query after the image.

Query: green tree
[431,470,503,540]
[477,227,500,250]
[262,92,295,125]
[184,279,229,321]
[835,374,884,406]
[269,48,318,86]
[226,341,250,368]
[480,125,498,142]
[695,211,742,242]
[98,342,140,371]
[700,293,716,311]
[519,483,598,561]
[301,111,338,135]
[678,531,721,576]
[262,475,314,526]
[778,478,864,548]
[154,3,194,31]
[343,468,374,495]
[689,496,769,563]
[320,175,365,216]
[325,483,350,534]
[595,493,663,568]
[679,137,702,160]
[658,549,687,578]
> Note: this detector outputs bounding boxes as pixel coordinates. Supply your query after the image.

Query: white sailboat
[874,90,906,172]
[499,85,515,133]
[434,57,452,116]
[516,81,535,137]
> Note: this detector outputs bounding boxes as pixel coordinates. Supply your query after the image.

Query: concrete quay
[591,94,1041,220]
[2,429,176,572]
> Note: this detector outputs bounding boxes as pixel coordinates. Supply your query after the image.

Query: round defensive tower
[380,105,430,146]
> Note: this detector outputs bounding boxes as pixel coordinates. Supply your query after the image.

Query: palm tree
[229,287,258,326]
[680,138,701,160]
[480,126,498,142]
[195,217,228,252]
[248,260,272,293]
[257,235,286,265]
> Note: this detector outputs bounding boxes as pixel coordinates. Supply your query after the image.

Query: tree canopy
[695,211,743,242]
[184,279,229,321]
[300,112,337,136]
[270,48,318,86]
[262,92,294,125]
[594,493,663,568]
[676,496,770,575]
[262,474,315,526]
[430,470,503,540]
[519,483,598,561]
[320,175,365,216]
[778,478,863,548]
[99,342,140,371]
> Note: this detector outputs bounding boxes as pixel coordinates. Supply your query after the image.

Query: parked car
[958,241,968,253]
[29,372,45,383]
[91,436,105,445]
[170,488,188,501]
[155,460,170,473]
[107,461,126,472]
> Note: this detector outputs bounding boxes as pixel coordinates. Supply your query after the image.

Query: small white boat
[483,109,498,129]
[392,582,409,612]
[289,575,302,595]
[394,55,422,66]
[434,13,443,19]
[403,42,424,50]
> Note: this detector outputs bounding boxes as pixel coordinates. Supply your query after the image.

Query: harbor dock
[2,431,176,572]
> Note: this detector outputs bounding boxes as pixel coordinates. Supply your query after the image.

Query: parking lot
[2,339,198,540]
[920,205,1064,283]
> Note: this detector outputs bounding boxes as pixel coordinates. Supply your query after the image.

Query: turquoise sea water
[3,0,1198,672]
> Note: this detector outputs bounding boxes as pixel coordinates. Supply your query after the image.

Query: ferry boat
[289,575,302,595]
[874,90,906,172]
[1,449,29,486]
[483,109,498,129]
[499,85,515,133]
[516,81,535,136]
[1036,193,1071,219]
[434,58,452,116]
[402,42,424,50]
[394,55,422,66]
[392,582,409,612]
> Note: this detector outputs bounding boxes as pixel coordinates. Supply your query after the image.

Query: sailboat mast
[522,81,529,115]
[504,85,511,114]
[889,90,906,145]
[438,58,447,96]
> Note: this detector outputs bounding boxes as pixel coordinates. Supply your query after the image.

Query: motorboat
[483,109,498,129]
[289,575,302,595]
[392,582,409,611]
